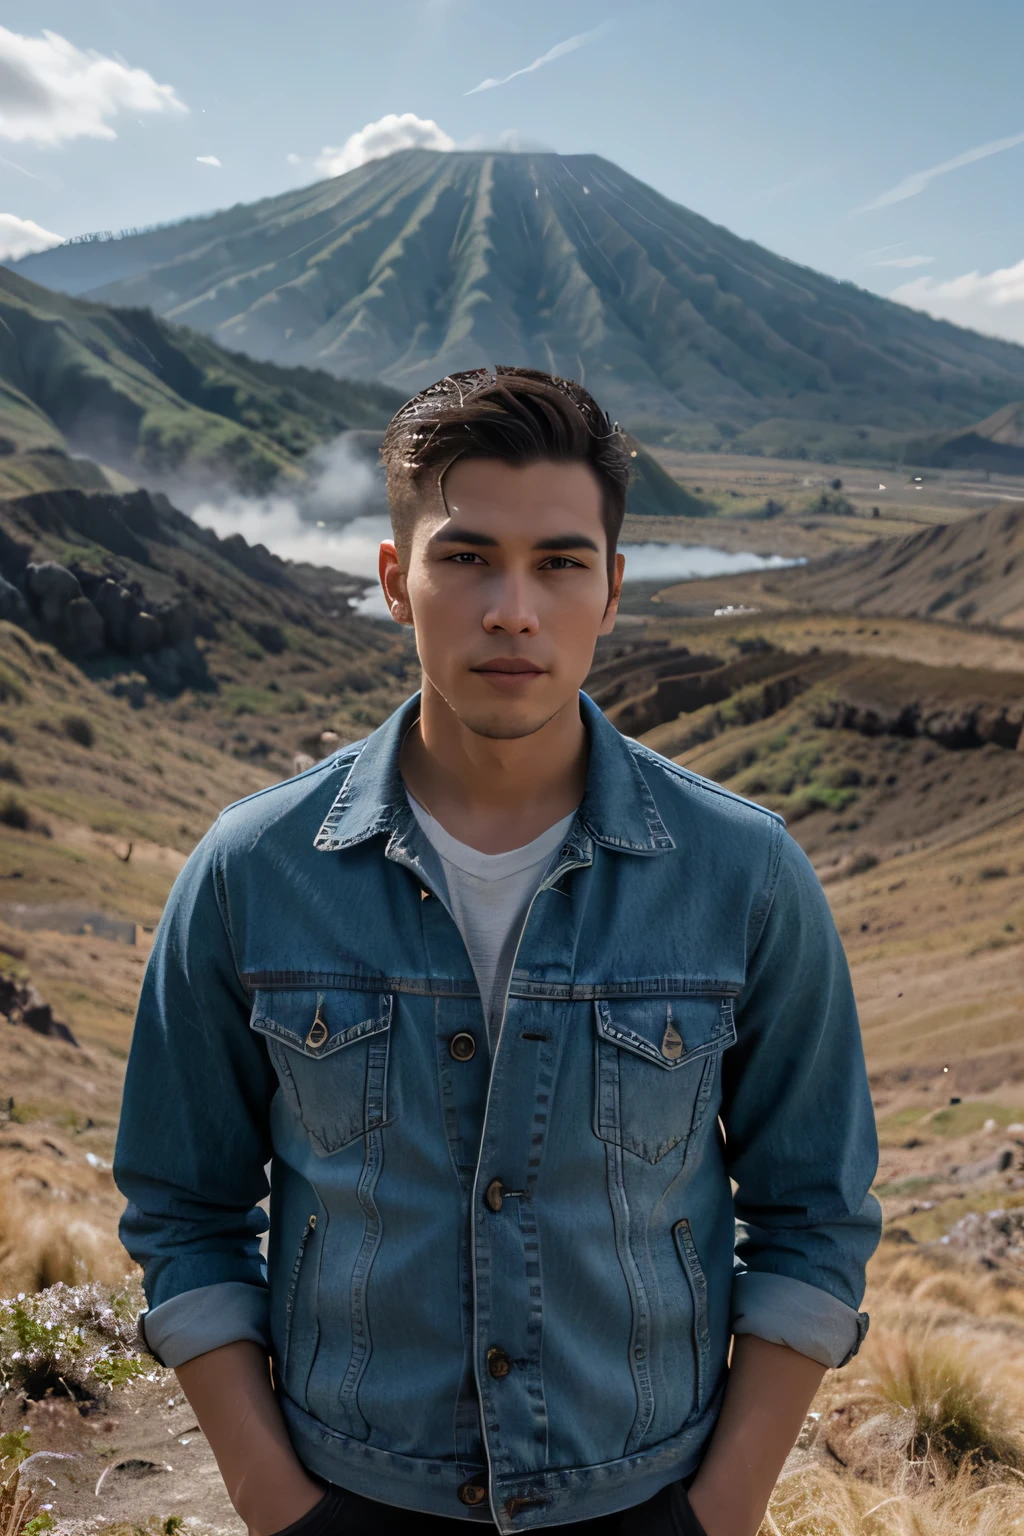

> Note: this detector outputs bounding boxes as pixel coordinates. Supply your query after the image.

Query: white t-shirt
[406,792,575,1052]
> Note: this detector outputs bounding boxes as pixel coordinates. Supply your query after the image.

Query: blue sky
[3,0,1024,341]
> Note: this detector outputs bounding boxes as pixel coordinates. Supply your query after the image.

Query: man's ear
[379,540,413,626]
[599,551,626,635]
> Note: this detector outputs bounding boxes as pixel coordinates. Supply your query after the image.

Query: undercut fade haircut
[380,366,635,582]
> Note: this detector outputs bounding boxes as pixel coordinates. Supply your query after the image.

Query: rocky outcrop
[0,573,28,623]
[0,494,213,691]
[64,595,106,657]
[25,561,81,628]
[0,974,78,1046]
[813,695,1024,752]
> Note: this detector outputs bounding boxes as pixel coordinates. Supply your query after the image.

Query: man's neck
[399,680,587,855]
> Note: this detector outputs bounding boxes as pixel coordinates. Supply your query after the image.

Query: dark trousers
[274,1480,707,1535]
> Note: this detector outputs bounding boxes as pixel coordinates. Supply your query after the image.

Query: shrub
[61,714,94,748]
[865,1330,1024,1474]
[0,757,22,784]
[0,795,29,830]
[0,1280,154,1402]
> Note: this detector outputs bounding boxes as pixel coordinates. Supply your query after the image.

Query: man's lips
[471,659,546,675]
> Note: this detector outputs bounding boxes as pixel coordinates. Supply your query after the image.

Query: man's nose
[482,572,540,635]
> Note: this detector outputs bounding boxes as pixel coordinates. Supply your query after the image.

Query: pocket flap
[249,987,392,1059]
[594,995,736,1070]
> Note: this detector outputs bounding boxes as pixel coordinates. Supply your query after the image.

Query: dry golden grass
[0,1133,133,1296]
[762,1464,1024,1535]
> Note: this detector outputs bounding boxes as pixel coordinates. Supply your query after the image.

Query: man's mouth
[471,658,546,675]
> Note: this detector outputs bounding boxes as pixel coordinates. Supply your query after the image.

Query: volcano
[15,149,1024,441]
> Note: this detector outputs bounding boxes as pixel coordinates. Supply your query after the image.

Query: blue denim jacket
[115,692,880,1531]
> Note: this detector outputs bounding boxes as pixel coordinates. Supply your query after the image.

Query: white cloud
[860,129,1024,211]
[0,26,187,147]
[196,154,221,166]
[0,211,62,260]
[466,21,614,95]
[285,151,302,166]
[890,259,1024,345]
[873,254,935,269]
[315,112,455,178]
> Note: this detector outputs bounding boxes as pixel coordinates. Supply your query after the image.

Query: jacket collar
[313,691,674,857]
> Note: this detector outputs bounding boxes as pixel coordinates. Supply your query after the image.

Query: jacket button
[449,1032,476,1062]
[458,1477,488,1507]
[487,1347,511,1379]
[484,1179,504,1212]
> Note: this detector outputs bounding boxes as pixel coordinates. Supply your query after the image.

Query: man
[114,367,881,1536]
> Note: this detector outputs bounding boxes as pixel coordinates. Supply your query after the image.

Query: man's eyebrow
[532,534,601,553]
[428,526,499,546]
[427,526,601,553]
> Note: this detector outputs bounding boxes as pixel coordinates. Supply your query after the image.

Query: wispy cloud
[0,152,36,178]
[891,258,1024,345]
[860,129,1024,211]
[859,241,907,260]
[873,254,935,269]
[196,153,221,166]
[466,21,614,96]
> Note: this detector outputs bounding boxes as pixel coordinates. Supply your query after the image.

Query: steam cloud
[189,433,394,615]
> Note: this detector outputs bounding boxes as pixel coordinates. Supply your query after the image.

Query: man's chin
[454,700,573,742]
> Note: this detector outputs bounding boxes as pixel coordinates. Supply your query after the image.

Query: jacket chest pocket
[249,987,393,1156]
[593,994,736,1165]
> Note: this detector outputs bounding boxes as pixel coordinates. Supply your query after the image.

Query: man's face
[379,457,624,740]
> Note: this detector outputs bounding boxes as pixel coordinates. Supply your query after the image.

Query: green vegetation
[723,715,862,822]
[0,266,404,498]
[0,1280,154,1399]
[0,1430,31,1471]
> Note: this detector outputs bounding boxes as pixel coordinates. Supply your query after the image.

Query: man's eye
[541,556,583,570]
[447,551,486,564]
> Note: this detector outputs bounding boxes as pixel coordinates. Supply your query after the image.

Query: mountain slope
[914,401,1024,473]
[690,502,1024,630]
[0,265,701,520]
[14,149,1024,441]
[0,265,404,497]
[775,502,1024,629]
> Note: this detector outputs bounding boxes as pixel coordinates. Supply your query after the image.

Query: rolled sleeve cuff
[730,1270,868,1369]
[139,1280,271,1369]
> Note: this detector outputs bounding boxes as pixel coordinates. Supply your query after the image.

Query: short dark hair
[380,366,634,581]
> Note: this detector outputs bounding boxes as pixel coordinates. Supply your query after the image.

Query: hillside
[771,501,1024,629]
[0,266,700,522]
[14,149,1024,450]
[915,401,1024,474]
[650,501,1024,631]
[0,265,404,498]
[0,483,413,717]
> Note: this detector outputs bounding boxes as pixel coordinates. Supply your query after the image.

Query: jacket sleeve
[721,822,881,1369]
[113,822,278,1367]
